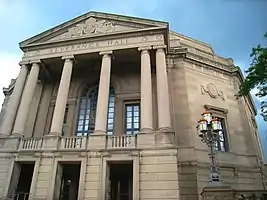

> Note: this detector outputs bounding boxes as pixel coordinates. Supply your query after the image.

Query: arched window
[76,85,115,136]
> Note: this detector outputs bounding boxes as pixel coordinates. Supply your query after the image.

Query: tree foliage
[238,32,267,121]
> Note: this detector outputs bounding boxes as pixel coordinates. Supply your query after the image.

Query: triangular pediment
[20,11,168,49]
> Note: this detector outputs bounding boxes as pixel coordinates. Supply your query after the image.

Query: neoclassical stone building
[0,11,265,200]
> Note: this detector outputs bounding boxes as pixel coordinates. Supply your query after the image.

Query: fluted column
[138,46,153,132]
[12,61,40,135]
[0,64,28,135]
[153,45,172,130]
[50,56,74,135]
[94,51,112,134]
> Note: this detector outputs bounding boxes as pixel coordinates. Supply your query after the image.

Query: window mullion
[132,107,134,133]
[83,97,89,136]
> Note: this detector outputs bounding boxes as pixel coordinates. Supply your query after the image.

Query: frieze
[170,46,232,73]
[201,83,225,100]
[49,17,126,41]
[23,34,164,59]
[184,60,230,81]
[187,51,228,71]
[47,17,154,42]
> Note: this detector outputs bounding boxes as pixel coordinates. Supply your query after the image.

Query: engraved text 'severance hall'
[23,35,164,58]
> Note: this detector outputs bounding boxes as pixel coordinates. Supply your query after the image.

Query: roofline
[169,30,214,54]
[19,11,169,48]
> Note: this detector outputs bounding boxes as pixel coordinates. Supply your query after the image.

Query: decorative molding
[169,46,236,74]
[50,17,116,41]
[201,83,225,100]
[153,44,167,50]
[138,46,152,52]
[204,105,228,114]
[22,34,163,59]
[62,55,74,60]
[99,50,113,56]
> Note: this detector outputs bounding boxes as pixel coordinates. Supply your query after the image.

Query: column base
[1,136,21,150]
[43,134,60,150]
[88,134,106,149]
[0,133,10,138]
[157,126,174,132]
[155,131,175,147]
[137,132,155,148]
[49,132,62,136]
[93,130,106,135]
[201,185,233,200]
[11,132,24,138]
[140,127,154,133]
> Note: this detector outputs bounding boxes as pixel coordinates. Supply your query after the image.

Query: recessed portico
[8,12,173,139]
[0,11,265,200]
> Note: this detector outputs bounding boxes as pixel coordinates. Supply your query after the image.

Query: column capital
[138,46,152,52]
[99,50,113,56]
[30,59,41,64]
[19,61,30,66]
[62,55,74,60]
[153,45,167,51]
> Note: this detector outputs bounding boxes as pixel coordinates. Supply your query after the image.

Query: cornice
[21,27,167,52]
[168,46,257,116]
[168,47,235,74]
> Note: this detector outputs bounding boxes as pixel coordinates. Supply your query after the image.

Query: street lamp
[197,110,223,186]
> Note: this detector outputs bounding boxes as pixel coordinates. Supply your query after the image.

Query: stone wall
[34,157,54,199]
[139,149,179,200]
[84,155,101,200]
[0,156,12,197]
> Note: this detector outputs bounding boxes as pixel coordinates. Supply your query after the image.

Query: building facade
[0,11,266,200]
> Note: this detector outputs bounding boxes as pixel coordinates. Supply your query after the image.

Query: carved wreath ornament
[52,17,115,40]
[200,83,225,100]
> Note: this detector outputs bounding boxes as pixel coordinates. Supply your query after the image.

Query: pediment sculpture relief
[49,17,134,41]
[200,83,225,100]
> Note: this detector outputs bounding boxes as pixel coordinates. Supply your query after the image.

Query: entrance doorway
[54,162,81,200]
[8,162,35,200]
[107,162,133,200]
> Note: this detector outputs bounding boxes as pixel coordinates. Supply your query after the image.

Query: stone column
[94,51,112,134]
[138,46,153,132]
[0,63,28,135]
[50,56,74,135]
[12,61,40,136]
[153,45,172,130]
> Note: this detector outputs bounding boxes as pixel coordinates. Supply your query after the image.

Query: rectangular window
[214,117,228,152]
[107,96,115,135]
[62,105,69,136]
[125,103,140,134]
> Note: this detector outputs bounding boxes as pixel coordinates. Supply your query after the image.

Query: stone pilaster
[50,55,74,135]
[153,45,172,131]
[0,63,28,135]
[94,51,112,134]
[138,46,153,132]
[12,61,40,136]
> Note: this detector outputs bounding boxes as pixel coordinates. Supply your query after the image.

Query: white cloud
[0,53,21,109]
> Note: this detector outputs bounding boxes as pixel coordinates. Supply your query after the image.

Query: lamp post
[197,110,223,186]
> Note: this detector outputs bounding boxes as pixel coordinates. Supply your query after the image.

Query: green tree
[238,32,267,121]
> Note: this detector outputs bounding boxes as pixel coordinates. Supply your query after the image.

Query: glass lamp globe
[202,110,212,124]
[211,118,222,132]
[198,118,208,133]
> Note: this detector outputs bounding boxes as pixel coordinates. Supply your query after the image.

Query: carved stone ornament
[50,17,116,41]
[201,83,225,100]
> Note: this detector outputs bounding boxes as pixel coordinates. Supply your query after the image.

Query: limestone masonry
[0,11,265,200]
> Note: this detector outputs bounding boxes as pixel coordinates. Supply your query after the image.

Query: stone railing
[0,131,173,152]
[60,136,86,149]
[18,137,43,150]
[202,187,267,200]
[106,135,136,148]
[234,190,267,200]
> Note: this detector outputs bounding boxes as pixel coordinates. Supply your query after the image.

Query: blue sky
[0,0,266,156]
